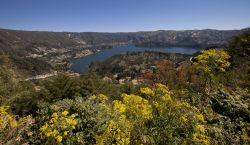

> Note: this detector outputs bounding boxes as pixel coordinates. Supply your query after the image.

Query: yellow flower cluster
[161,93,172,102]
[113,100,126,113]
[117,84,173,118]
[89,94,111,113]
[96,115,132,145]
[193,132,210,145]
[99,94,109,103]
[154,84,173,103]
[194,49,230,73]
[155,83,170,94]
[39,111,77,143]
[196,114,205,123]
[0,106,17,129]
[89,95,97,100]
[122,94,153,119]
[89,94,108,104]
[174,102,191,108]
[192,124,210,145]
[196,124,205,133]
[140,87,155,96]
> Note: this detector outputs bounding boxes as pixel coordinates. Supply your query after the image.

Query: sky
[0,0,250,32]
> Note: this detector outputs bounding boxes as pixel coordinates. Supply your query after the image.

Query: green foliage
[40,74,81,102]
[0,52,37,116]
[0,53,20,102]
[211,87,249,121]
[226,30,250,88]
[227,29,250,68]
[78,73,121,99]
[38,72,121,103]
[1,32,250,145]
[32,84,210,145]
[203,86,250,144]
[33,97,105,144]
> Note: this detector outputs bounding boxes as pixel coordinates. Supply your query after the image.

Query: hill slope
[0,28,244,76]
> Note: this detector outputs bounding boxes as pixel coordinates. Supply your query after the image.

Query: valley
[0,28,244,77]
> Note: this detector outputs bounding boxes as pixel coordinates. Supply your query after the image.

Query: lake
[70,45,201,73]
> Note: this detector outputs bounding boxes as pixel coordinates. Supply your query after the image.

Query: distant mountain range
[0,28,247,76]
[0,28,246,54]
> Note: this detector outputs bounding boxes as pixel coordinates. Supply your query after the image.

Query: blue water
[70,45,200,73]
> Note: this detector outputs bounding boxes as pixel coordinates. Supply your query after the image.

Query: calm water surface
[70,45,201,73]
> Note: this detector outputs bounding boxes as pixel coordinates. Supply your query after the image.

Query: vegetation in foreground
[0,31,249,144]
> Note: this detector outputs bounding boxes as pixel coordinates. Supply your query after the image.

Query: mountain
[0,28,245,76]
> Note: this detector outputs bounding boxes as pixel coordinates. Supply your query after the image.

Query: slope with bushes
[0,31,249,144]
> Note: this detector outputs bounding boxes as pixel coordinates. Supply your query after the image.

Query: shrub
[194,49,230,75]
[95,84,210,145]
[0,106,34,145]
[39,111,77,144]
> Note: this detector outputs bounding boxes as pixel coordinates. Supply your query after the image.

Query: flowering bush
[94,84,210,145]
[39,110,77,144]
[0,106,34,144]
[0,106,17,129]
[194,49,230,74]
[96,115,132,145]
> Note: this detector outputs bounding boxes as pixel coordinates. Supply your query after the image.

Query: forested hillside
[0,30,249,144]
[89,51,190,80]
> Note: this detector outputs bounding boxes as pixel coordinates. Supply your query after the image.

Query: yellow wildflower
[39,124,48,132]
[0,106,18,129]
[193,133,210,145]
[62,111,69,116]
[10,119,17,128]
[196,124,205,133]
[196,114,205,122]
[70,114,76,118]
[0,120,3,128]
[153,101,159,107]
[113,100,126,113]
[180,115,188,123]
[56,135,63,142]
[71,120,77,126]
[161,94,172,102]
[89,95,97,100]
[52,129,59,137]
[140,87,154,96]
[155,83,170,94]
[99,94,108,103]
[63,131,69,136]
[51,112,58,118]
[45,130,52,137]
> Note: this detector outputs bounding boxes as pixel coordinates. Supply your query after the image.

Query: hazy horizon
[0,27,248,33]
